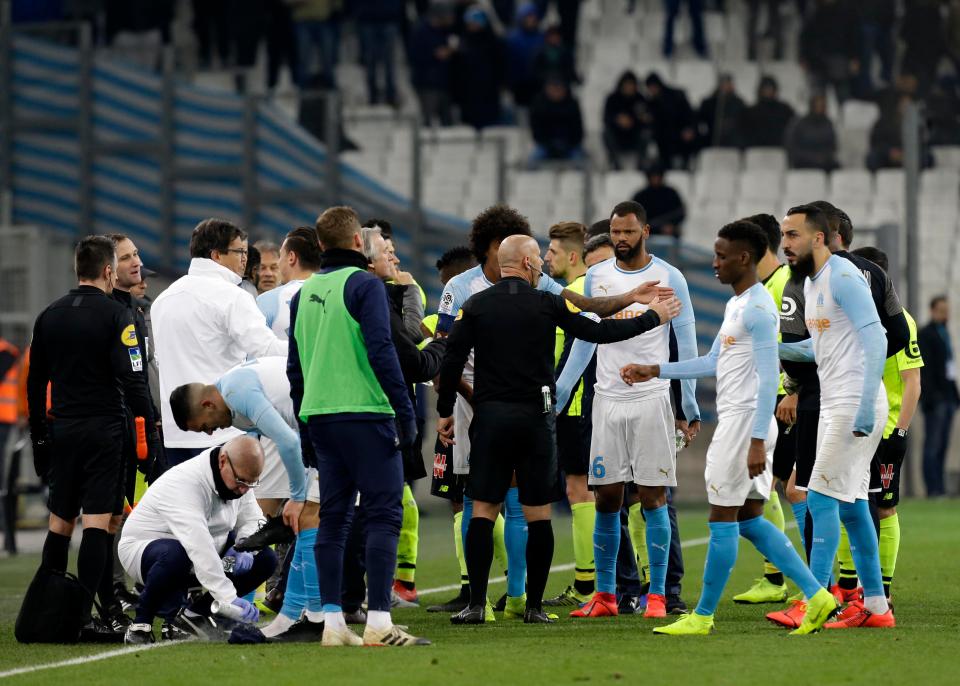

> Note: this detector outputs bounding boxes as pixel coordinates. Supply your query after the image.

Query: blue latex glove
[226,548,255,575]
[231,597,259,623]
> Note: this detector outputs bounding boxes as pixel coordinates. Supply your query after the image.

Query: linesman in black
[437,234,681,625]
[27,236,161,637]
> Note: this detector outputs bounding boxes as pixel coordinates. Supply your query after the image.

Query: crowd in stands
[12,1,960,174]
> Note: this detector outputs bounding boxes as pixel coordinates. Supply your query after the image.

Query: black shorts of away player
[430,435,465,503]
[557,412,590,477]
[772,402,798,482]
[869,437,903,508]
[47,416,125,520]
[793,407,819,490]
[466,401,561,507]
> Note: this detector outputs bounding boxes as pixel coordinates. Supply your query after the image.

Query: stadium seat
[734,197,781,221]
[784,169,827,202]
[694,171,738,203]
[874,169,905,208]
[932,145,960,168]
[829,169,873,199]
[744,147,788,172]
[675,61,717,105]
[685,201,734,249]
[664,170,693,203]
[921,168,960,195]
[738,168,783,203]
[722,61,760,99]
[841,101,880,130]
[698,148,741,173]
[604,170,646,201]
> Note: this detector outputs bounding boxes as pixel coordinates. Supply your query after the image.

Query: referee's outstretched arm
[553,295,680,343]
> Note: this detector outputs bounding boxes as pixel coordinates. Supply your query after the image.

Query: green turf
[2,499,959,685]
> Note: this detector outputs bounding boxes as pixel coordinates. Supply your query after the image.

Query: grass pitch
[1,498,958,685]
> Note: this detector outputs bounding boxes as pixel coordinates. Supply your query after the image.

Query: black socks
[525,520,554,612]
[41,531,70,572]
[465,517,495,608]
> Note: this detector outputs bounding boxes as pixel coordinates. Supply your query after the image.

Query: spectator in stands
[532,24,578,90]
[872,73,918,119]
[644,72,697,169]
[506,3,544,107]
[738,75,795,148]
[662,0,708,58]
[410,3,456,126]
[528,78,585,167]
[919,295,959,497]
[533,0,582,57]
[632,166,685,238]
[856,0,896,95]
[799,0,860,103]
[697,73,746,148]
[602,70,653,170]
[747,0,783,61]
[927,81,960,145]
[452,6,506,130]
[866,94,907,171]
[292,0,343,89]
[355,0,404,106]
[785,93,837,170]
[900,0,946,96]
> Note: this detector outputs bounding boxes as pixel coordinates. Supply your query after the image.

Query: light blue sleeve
[436,273,471,335]
[256,289,281,331]
[779,338,815,362]
[744,298,780,440]
[555,266,597,413]
[659,334,720,379]
[536,273,565,296]
[220,369,307,501]
[831,264,886,434]
[666,262,700,422]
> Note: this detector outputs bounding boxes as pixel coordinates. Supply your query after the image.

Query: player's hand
[394,270,415,286]
[648,296,681,324]
[747,439,767,478]
[685,420,701,443]
[620,363,659,385]
[629,280,675,305]
[776,393,798,425]
[437,416,455,447]
[282,499,305,535]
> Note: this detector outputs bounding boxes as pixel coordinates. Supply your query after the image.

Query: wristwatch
[894,428,907,439]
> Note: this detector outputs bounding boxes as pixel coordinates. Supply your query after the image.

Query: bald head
[223,435,264,481]
[498,235,539,269]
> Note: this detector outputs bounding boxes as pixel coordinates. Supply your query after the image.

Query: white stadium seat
[699,148,741,173]
[744,147,787,172]
[784,169,827,203]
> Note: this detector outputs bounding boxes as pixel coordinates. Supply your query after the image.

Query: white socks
[863,595,889,615]
[305,609,324,623]
[324,611,346,631]
[366,610,392,631]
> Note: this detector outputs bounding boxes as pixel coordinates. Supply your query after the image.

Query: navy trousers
[135,538,277,623]
[307,416,403,613]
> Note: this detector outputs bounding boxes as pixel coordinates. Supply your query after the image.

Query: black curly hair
[468,204,532,264]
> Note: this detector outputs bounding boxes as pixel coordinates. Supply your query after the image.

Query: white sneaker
[321,625,363,647]
[362,624,431,646]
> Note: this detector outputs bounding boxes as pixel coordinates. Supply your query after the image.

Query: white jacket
[152,258,286,448]
[118,449,264,605]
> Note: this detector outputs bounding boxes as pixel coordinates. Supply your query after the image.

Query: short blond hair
[315,206,361,250]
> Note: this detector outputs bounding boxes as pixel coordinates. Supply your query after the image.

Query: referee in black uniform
[437,235,681,625]
[27,236,161,635]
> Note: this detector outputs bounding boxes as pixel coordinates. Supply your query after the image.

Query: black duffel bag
[15,566,90,643]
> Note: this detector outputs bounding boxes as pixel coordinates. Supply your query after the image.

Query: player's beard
[788,249,816,282]
[615,240,642,262]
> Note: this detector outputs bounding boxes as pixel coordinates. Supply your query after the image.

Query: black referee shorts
[430,435,465,503]
[466,401,561,507]
[793,407,819,490]
[557,413,590,477]
[48,416,125,520]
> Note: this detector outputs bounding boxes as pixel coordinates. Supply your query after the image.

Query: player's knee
[878,506,896,519]
[637,486,666,510]
[565,475,591,504]
[593,486,622,513]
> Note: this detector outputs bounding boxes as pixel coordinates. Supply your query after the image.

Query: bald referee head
[498,235,545,287]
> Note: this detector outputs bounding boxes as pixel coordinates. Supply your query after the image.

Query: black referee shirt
[27,286,155,437]
[437,276,662,417]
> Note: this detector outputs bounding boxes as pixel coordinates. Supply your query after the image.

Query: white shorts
[810,392,888,503]
[453,396,473,475]
[588,391,677,487]
[254,437,320,504]
[705,413,776,507]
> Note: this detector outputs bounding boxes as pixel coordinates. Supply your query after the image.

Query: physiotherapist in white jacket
[152,218,286,465]
[118,435,275,644]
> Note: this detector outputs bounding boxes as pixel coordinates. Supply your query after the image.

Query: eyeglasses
[226,248,249,257]
[224,452,260,489]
